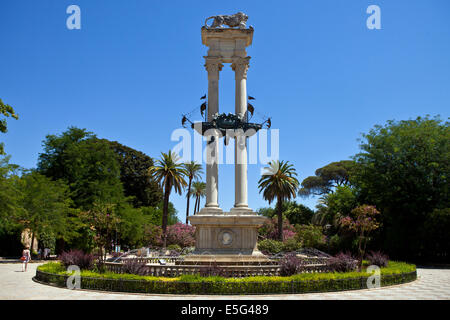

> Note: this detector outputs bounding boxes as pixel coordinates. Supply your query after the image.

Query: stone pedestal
[189,213,267,255]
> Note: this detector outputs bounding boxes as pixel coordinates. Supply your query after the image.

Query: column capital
[231,56,251,80]
[204,56,223,79]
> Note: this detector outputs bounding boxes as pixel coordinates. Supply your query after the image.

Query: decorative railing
[114,256,183,264]
[103,262,331,277]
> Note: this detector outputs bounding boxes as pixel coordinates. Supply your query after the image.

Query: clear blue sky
[1,0,449,222]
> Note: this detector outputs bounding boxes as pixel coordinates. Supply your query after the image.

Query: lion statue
[204,12,248,29]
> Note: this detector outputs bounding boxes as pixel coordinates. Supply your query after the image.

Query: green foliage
[148,151,188,246]
[18,171,74,248]
[282,238,302,252]
[422,208,450,260]
[0,98,19,155]
[295,224,326,249]
[257,239,284,255]
[353,116,449,261]
[38,128,125,209]
[141,202,179,226]
[167,244,182,252]
[190,181,206,214]
[183,161,203,223]
[258,201,314,226]
[258,160,299,241]
[314,185,358,226]
[299,160,356,197]
[64,139,125,209]
[0,156,22,231]
[103,140,163,208]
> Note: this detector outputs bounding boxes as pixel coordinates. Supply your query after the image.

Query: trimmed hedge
[35,261,417,295]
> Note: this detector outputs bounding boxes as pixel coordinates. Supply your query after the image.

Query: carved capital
[204,56,223,79]
[231,56,250,80]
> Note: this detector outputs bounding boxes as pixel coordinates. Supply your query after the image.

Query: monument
[186,13,268,258]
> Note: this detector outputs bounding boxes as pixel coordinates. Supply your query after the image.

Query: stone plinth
[188,212,266,255]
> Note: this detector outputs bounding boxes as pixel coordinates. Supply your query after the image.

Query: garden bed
[34,261,417,295]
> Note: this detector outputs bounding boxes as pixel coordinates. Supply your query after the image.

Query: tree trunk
[185,178,192,224]
[30,231,35,254]
[276,199,283,241]
[162,180,172,249]
[193,196,199,214]
[196,196,200,213]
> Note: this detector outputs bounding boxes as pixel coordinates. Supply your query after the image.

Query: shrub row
[35,262,416,295]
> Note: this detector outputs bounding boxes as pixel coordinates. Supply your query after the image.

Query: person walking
[21,246,31,272]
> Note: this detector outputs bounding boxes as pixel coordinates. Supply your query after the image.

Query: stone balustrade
[103,261,330,277]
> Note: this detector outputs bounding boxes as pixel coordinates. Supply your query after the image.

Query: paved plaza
[0,263,449,300]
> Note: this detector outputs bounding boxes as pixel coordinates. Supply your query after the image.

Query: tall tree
[37,128,125,209]
[18,171,73,251]
[64,138,125,209]
[102,140,163,208]
[298,160,356,197]
[258,160,299,241]
[37,127,95,180]
[0,156,21,230]
[353,116,449,261]
[148,151,187,247]
[183,162,203,223]
[0,98,19,155]
[190,181,206,214]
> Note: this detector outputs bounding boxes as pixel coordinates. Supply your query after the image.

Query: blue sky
[1,0,449,222]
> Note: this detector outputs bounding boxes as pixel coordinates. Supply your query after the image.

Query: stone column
[204,57,223,209]
[231,56,251,210]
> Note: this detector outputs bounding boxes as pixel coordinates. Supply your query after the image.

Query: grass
[37,261,416,283]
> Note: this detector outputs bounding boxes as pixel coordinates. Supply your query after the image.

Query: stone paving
[1,263,449,300]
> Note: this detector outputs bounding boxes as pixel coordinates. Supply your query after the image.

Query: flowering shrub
[59,250,94,270]
[326,252,358,272]
[165,223,196,248]
[366,251,389,267]
[279,252,304,276]
[122,259,149,276]
[258,217,296,241]
[340,204,381,267]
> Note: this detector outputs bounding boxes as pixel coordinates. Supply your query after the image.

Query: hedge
[34,261,416,295]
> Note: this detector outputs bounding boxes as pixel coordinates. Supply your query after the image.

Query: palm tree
[148,151,188,248]
[190,181,206,214]
[258,160,299,241]
[183,161,203,224]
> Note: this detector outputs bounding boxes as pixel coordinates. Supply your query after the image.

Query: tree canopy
[298,160,356,197]
[0,98,19,155]
[353,116,449,261]
[102,140,162,208]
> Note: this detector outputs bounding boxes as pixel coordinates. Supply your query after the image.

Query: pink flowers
[165,223,196,248]
[259,217,297,241]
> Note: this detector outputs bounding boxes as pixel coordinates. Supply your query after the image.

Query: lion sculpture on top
[204,12,248,29]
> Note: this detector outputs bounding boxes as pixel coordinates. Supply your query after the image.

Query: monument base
[188,209,267,256]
